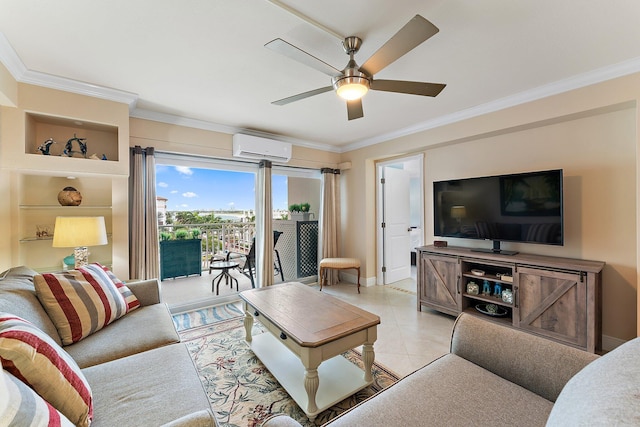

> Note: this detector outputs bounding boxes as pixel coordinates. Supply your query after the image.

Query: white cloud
[180,204,189,208]
[158,181,168,188]
[175,166,193,176]
[182,192,198,198]
[170,190,178,194]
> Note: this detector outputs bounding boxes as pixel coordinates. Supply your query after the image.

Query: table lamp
[52,216,108,268]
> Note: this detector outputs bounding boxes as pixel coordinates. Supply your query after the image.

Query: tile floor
[160,268,456,378]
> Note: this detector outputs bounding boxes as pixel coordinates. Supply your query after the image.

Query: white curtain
[256,160,274,287]
[319,168,341,285]
[129,146,159,280]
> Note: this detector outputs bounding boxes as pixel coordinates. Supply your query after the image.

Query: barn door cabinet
[417,245,604,353]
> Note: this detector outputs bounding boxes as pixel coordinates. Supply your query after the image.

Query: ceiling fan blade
[347,99,364,120]
[359,15,439,76]
[371,79,446,97]
[272,86,333,106]
[265,38,341,77]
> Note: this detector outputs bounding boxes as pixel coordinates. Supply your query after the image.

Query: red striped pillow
[34,265,134,345]
[92,263,141,312]
[0,314,92,427]
[1,369,75,427]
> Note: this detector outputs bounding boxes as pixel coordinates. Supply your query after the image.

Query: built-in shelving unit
[12,111,124,273]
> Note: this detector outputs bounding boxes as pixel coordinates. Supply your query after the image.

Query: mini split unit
[232,134,292,163]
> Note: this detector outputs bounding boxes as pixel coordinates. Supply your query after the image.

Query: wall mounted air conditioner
[232,134,292,163]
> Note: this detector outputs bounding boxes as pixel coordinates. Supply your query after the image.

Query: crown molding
[343,55,640,152]
[131,108,340,153]
[0,32,138,110]
[4,30,640,154]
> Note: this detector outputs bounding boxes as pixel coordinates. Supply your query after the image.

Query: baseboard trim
[602,334,627,352]
[169,294,240,314]
[339,271,375,288]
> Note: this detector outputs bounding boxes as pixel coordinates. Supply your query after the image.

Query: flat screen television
[433,169,563,255]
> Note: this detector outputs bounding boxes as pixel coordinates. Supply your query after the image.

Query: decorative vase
[57,187,82,206]
[502,288,514,304]
[466,281,479,295]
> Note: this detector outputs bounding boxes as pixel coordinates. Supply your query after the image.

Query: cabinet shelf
[462,293,513,307]
[20,233,112,243]
[462,272,513,285]
[462,307,512,326]
[20,205,112,209]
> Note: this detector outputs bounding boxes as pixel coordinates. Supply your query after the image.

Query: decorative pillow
[0,314,92,427]
[34,263,135,344]
[92,263,141,312]
[0,368,75,427]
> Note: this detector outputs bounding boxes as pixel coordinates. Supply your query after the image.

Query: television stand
[416,245,604,353]
[470,240,518,255]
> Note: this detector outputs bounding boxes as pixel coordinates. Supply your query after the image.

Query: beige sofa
[264,313,640,426]
[0,266,216,427]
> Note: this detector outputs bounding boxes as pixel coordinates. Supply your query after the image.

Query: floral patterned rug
[180,316,400,427]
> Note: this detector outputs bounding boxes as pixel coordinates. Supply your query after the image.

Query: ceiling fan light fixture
[333,76,370,100]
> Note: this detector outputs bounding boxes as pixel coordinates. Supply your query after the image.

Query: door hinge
[381,222,386,228]
[380,178,385,184]
[382,266,386,273]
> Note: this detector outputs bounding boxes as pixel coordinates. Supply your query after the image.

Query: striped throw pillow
[34,264,134,345]
[0,369,75,427]
[0,314,92,427]
[92,263,141,312]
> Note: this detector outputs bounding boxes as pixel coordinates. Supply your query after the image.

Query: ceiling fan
[265,14,446,121]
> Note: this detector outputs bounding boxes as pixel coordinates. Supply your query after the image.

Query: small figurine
[64,134,88,158]
[482,280,491,295]
[37,137,56,155]
[493,283,502,297]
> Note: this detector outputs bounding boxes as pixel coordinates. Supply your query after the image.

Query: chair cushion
[0,369,75,427]
[319,258,360,268]
[0,313,92,427]
[34,263,139,345]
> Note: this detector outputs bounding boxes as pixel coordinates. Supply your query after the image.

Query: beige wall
[340,73,640,343]
[288,177,321,219]
[129,118,340,170]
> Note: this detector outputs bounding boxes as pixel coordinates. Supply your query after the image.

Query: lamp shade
[52,216,108,248]
[334,76,370,100]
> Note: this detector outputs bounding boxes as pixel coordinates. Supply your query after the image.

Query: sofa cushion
[0,266,62,345]
[34,263,137,345]
[326,354,553,427]
[546,337,640,426]
[82,343,213,427]
[0,313,92,427]
[65,302,180,368]
[0,369,75,427]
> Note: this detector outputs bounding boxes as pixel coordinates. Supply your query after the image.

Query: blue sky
[156,164,288,211]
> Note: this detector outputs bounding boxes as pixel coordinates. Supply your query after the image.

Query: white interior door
[383,167,411,284]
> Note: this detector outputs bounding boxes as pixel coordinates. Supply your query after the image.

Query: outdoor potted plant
[289,203,313,221]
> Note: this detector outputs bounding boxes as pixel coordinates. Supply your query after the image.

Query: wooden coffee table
[239,282,380,421]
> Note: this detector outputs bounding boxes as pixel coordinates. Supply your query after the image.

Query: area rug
[180,317,399,427]
[172,303,244,331]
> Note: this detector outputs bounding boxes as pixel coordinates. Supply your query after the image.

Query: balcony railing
[158,220,318,280]
[159,222,255,267]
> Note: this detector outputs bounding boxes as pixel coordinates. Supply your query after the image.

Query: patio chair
[227,231,284,288]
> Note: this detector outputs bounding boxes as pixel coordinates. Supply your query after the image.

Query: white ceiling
[1,1,640,152]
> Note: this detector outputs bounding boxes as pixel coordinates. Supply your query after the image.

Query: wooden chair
[319,257,361,293]
[228,231,284,288]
